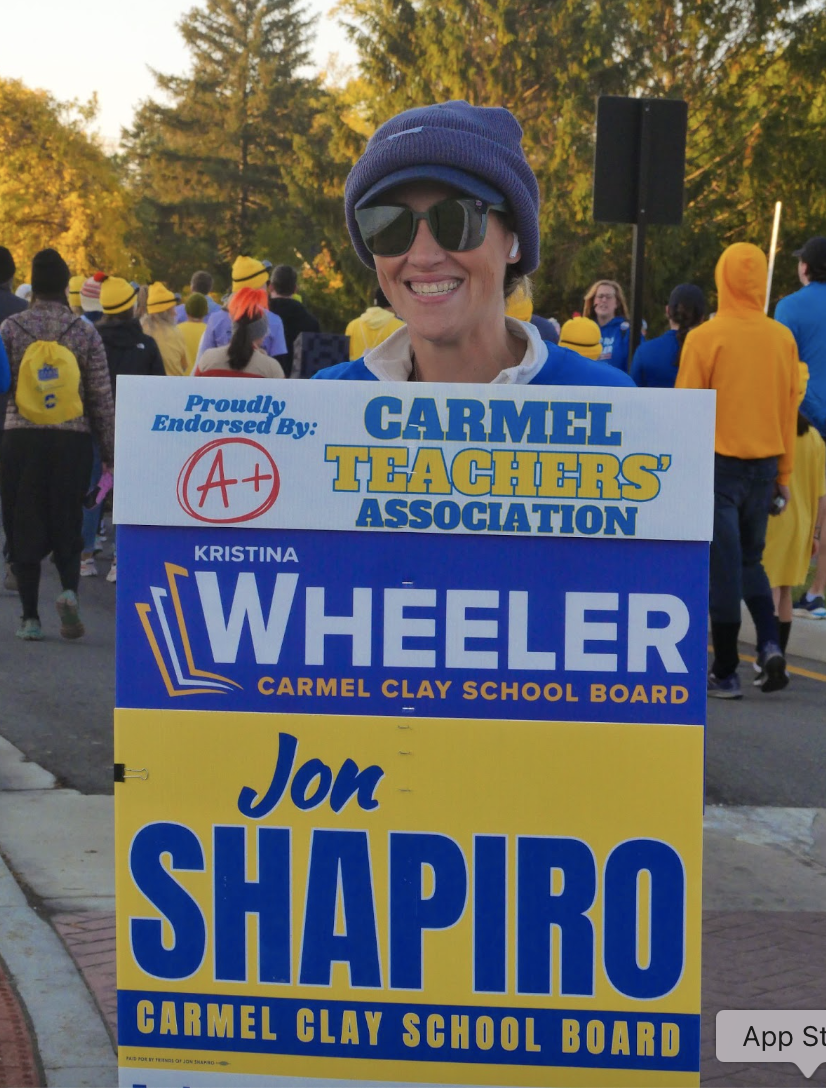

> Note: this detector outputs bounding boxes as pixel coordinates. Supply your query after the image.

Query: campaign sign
[116,709,703,1088]
[115,378,711,1087]
[113,377,715,542]
[116,525,707,725]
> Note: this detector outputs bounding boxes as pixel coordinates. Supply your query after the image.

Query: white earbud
[508,234,520,259]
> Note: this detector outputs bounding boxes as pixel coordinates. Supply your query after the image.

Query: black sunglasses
[355,197,509,258]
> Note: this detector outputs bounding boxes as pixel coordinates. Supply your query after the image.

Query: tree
[124,0,318,288]
[336,0,825,329]
[272,75,379,330]
[0,79,143,282]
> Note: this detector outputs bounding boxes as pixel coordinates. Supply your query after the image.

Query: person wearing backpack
[0,248,115,641]
[86,276,164,582]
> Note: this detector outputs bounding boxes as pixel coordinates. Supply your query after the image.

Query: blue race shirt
[631,329,680,388]
[313,342,636,387]
[596,315,632,370]
[196,308,287,361]
[775,281,826,433]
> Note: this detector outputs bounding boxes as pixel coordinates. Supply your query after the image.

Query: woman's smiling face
[372,181,518,347]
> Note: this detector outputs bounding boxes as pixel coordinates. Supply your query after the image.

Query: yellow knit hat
[146,281,177,314]
[232,256,268,291]
[505,283,533,322]
[68,274,85,305]
[100,276,138,315]
[558,316,602,360]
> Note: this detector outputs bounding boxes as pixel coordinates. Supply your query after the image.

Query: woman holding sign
[314,101,633,389]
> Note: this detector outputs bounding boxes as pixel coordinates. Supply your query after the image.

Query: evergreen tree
[123,0,317,288]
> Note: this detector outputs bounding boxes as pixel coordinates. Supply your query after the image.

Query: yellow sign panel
[116,709,701,1086]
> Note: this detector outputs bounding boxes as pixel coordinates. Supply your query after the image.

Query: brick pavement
[51,910,117,1045]
[0,954,40,1088]
[5,905,826,1086]
[702,911,826,1086]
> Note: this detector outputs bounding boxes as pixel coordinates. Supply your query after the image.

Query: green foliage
[16,0,817,333]
[0,79,145,282]
[335,0,826,329]
[122,0,317,290]
[271,78,378,330]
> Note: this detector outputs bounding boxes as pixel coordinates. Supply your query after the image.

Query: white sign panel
[114,377,715,541]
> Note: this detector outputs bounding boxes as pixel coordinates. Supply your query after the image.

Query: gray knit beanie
[345,101,540,274]
[232,313,268,349]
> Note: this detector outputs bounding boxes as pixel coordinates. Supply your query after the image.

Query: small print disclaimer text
[717,1011,826,1078]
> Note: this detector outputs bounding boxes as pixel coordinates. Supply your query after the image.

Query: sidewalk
[2,624,826,1088]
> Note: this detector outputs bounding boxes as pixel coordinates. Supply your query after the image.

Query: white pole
[765,200,782,313]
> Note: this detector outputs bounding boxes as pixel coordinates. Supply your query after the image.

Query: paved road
[706,654,826,807]
[0,552,115,794]
[2,555,825,803]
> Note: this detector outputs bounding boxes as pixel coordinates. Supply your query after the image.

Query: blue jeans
[81,441,102,553]
[710,454,779,670]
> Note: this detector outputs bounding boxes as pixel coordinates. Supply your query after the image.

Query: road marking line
[709,646,826,683]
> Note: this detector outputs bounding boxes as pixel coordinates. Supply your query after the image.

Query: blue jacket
[313,342,636,387]
[775,282,826,433]
[631,329,680,388]
[0,286,27,326]
[596,315,632,370]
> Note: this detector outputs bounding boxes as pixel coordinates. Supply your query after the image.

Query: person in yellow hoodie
[676,242,800,698]
[346,286,404,361]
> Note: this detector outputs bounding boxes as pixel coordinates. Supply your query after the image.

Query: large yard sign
[114,377,714,1088]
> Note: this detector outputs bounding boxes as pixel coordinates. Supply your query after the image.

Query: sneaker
[56,590,85,639]
[792,593,826,619]
[106,559,117,583]
[752,655,790,688]
[708,672,742,699]
[3,563,17,592]
[80,557,98,577]
[16,618,43,641]
[756,641,788,693]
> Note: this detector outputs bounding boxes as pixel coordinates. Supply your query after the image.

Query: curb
[0,731,116,1088]
[0,849,116,1087]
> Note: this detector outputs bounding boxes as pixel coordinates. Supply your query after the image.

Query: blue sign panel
[116,524,707,724]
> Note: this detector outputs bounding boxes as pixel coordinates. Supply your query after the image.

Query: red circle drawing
[176,438,280,524]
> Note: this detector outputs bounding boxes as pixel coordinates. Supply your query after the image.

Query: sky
[0,0,358,148]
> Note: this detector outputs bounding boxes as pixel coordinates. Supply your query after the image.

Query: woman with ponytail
[631,283,706,388]
[193,286,285,378]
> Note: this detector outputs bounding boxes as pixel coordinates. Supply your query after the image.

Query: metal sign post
[593,96,688,371]
[628,102,652,365]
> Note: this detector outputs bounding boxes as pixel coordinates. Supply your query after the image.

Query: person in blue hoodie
[775,236,826,436]
[314,101,634,389]
[582,279,637,371]
[631,284,706,388]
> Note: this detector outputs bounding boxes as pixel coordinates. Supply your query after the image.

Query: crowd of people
[0,100,823,705]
